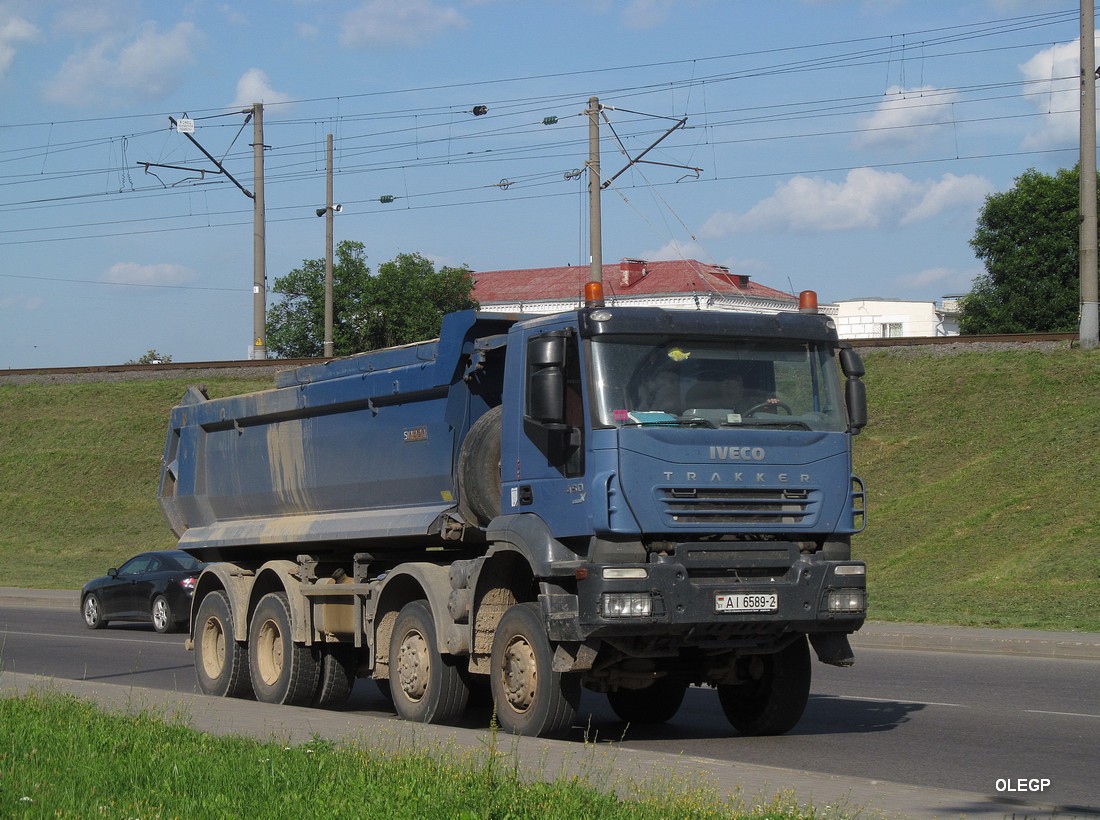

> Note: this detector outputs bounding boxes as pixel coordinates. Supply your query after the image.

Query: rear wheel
[717,637,811,736]
[248,592,320,706]
[312,645,355,709]
[82,594,107,630]
[490,602,579,738]
[607,677,689,725]
[151,594,174,634]
[194,591,252,698]
[389,600,469,724]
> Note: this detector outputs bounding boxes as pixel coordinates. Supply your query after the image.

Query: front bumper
[543,552,866,650]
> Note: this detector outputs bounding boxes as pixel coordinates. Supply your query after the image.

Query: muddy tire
[194,590,253,699]
[248,592,320,706]
[312,644,355,709]
[389,600,469,724]
[457,405,503,526]
[490,602,579,738]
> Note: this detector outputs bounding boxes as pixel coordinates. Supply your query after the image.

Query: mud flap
[809,632,855,667]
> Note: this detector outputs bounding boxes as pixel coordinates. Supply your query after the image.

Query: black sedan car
[80,550,206,633]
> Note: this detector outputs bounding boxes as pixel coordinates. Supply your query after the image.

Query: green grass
[0,690,828,819]
[2,348,1099,630]
[0,379,269,589]
[854,347,1100,631]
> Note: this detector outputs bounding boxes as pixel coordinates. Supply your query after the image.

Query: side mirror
[840,347,864,378]
[846,378,867,433]
[526,334,567,426]
[108,568,119,578]
[529,367,565,424]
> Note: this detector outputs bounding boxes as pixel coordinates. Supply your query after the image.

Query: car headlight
[601,592,653,618]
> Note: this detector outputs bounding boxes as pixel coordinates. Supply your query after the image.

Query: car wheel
[312,644,355,710]
[151,594,175,634]
[193,590,253,699]
[82,593,108,630]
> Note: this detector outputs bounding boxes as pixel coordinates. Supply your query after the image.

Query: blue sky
[0,0,1088,367]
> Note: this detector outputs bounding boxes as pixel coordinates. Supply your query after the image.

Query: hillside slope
[1,348,1097,630]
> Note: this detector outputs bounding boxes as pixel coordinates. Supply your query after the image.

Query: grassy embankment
[1,691,821,819]
[1,347,1098,630]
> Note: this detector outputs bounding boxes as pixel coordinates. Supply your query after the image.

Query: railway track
[0,332,1079,378]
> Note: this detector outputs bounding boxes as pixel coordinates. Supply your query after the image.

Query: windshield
[589,335,847,431]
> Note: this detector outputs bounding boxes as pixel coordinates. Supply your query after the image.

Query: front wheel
[193,590,252,699]
[607,677,688,725]
[248,592,320,706]
[82,593,107,630]
[151,594,174,633]
[389,600,469,724]
[490,602,579,738]
[717,637,811,736]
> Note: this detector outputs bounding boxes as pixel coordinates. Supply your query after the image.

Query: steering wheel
[744,400,792,416]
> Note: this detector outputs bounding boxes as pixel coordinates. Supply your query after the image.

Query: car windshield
[589,334,847,432]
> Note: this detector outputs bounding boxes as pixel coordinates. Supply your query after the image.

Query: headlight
[601,592,653,618]
[824,589,866,613]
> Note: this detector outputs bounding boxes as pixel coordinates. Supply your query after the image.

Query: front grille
[659,487,814,526]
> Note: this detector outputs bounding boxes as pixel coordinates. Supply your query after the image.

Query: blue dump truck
[159,296,867,738]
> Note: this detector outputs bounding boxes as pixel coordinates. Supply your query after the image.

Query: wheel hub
[501,635,537,713]
[200,616,226,679]
[396,629,429,702]
[256,618,284,686]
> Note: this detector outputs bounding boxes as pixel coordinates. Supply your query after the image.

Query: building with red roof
[472,258,798,315]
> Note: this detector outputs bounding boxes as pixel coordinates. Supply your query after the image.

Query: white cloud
[230,68,291,108]
[856,85,960,149]
[1017,37,1097,150]
[45,21,200,106]
[701,168,994,236]
[0,14,38,79]
[340,0,467,48]
[104,262,197,286]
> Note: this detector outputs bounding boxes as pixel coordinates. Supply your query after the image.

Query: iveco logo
[710,445,765,462]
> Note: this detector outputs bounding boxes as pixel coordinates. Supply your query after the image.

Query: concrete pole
[587,97,603,289]
[252,103,267,359]
[324,133,334,358]
[1081,1,1099,349]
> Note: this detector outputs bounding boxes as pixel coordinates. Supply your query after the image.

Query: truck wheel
[389,600,469,724]
[194,590,253,699]
[607,677,688,725]
[151,594,175,634]
[82,593,108,630]
[717,637,811,736]
[248,592,320,706]
[312,645,355,709]
[457,405,503,526]
[490,602,579,738]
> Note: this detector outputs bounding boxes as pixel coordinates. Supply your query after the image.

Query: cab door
[503,323,593,538]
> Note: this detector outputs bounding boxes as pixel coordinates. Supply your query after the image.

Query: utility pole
[587,96,603,296]
[324,132,334,358]
[1081,1,1099,350]
[252,103,267,360]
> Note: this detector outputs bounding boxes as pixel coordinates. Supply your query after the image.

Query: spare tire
[457,405,503,526]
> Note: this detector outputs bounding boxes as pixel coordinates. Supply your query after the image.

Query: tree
[265,241,479,358]
[962,166,1094,334]
[127,349,172,365]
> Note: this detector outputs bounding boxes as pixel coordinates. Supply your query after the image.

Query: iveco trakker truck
[159,294,868,738]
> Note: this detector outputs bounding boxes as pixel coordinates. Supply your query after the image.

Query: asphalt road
[2,603,1096,817]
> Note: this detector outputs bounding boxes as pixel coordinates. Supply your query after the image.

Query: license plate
[715,593,778,613]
